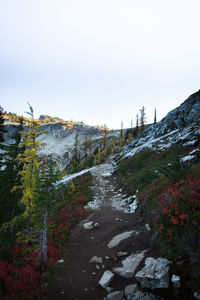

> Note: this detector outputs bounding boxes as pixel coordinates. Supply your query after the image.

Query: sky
[0,0,199,129]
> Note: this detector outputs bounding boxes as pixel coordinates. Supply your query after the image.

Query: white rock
[113,251,147,278]
[106,287,114,293]
[135,257,172,289]
[107,291,124,300]
[171,274,181,288]
[84,288,88,292]
[98,270,114,288]
[194,292,200,300]
[92,272,96,276]
[94,222,99,228]
[108,230,135,249]
[132,290,145,300]
[105,256,110,260]
[57,259,64,263]
[124,284,138,297]
[83,221,94,230]
[89,256,103,264]
[117,252,128,257]
[145,224,151,231]
[96,264,101,270]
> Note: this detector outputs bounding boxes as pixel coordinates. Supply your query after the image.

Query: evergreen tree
[154,108,157,124]
[0,118,24,228]
[135,113,139,136]
[0,106,6,167]
[13,103,47,235]
[34,156,61,262]
[139,106,146,130]
[119,121,124,152]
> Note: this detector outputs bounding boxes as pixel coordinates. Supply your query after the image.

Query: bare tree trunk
[42,208,48,263]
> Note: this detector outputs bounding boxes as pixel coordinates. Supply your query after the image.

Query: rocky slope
[118,90,200,161]
[2,120,120,170]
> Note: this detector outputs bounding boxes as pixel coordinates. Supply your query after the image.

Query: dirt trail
[50,157,152,300]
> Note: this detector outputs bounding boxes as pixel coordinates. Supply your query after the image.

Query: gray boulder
[135,257,171,289]
[107,291,124,300]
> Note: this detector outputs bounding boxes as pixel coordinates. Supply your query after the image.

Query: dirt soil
[50,158,155,300]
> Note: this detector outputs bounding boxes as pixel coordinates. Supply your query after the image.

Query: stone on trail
[124,284,138,298]
[89,256,103,264]
[117,252,129,258]
[171,274,181,288]
[108,230,135,249]
[106,290,124,300]
[83,221,94,230]
[135,257,172,289]
[106,287,114,293]
[113,251,147,278]
[57,259,64,263]
[98,270,114,288]
[145,224,151,231]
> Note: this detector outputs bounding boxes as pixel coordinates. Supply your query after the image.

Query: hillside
[0,90,200,300]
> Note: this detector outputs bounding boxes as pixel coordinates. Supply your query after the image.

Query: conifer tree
[139,106,146,130]
[119,121,124,152]
[154,108,157,124]
[0,118,24,228]
[13,103,47,235]
[0,106,6,167]
[34,156,61,262]
[136,113,139,135]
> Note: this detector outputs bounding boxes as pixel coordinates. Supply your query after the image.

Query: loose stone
[98,270,114,288]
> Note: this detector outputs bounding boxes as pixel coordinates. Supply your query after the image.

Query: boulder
[107,291,124,300]
[108,230,135,249]
[113,251,146,278]
[135,257,171,289]
[98,270,114,288]
[124,284,138,297]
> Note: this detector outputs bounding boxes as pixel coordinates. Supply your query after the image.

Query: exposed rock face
[2,121,120,170]
[135,257,171,289]
[120,90,200,160]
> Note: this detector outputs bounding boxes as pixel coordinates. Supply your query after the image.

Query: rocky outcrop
[135,257,171,289]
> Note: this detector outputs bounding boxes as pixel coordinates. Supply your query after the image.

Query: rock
[89,256,103,264]
[84,288,88,292]
[91,236,94,240]
[132,290,145,300]
[108,231,135,249]
[106,287,114,293]
[171,274,181,288]
[92,272,96,275]
[98,270,114,288]
[105,256,110,259]
[57,259,64,263]
[194,292,200,300]
[145,224,151,231]
[83,221,94,230]
[115,218,120,221]
[117,252,129,257]
[82,270,86,273]
[124,284,138,297]
[96,264,101,270]
[107,290,124,300]
[94,222,99,228]
[135,257,171,289]
[113,251,147,278]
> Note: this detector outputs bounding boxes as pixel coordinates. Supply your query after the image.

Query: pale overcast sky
[0,0,199,129]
